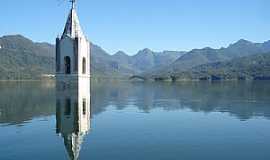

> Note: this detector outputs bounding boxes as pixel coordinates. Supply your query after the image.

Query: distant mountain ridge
[171,39,270,72]
[0,35,184,79]
[0,35,54,57]
[90,45,185,77]
[191,53,270,80]
[167,53,270,81]
[0,34,270,80]
[0,35,54,79]
[142,39,270,80]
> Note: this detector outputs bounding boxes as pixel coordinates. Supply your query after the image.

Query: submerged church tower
[56,0,90,88]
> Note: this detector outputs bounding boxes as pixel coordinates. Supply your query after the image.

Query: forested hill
[0,35,183,80]
[0,34,270,80]
[171,53,270,81]
[0,35,54,79]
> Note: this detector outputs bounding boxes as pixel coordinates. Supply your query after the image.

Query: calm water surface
[0,81,270,160]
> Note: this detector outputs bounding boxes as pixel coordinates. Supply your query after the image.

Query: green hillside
[1,34,270,81]
[152,53,270,81]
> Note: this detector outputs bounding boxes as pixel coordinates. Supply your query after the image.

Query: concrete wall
[56,34,90,88]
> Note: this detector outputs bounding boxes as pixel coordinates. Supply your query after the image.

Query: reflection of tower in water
[56,85,91,160]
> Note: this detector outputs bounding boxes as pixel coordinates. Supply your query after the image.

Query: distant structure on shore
[55,0,90,88]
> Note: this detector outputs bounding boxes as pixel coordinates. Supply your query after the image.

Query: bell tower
[56,0,90,88]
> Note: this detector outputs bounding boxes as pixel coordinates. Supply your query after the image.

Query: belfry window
[64,56,71,74]
[82,57,86,74]
[83,98,86,115]
[65,99,71,116]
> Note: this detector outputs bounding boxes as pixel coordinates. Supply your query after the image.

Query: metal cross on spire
[70,0,76,9]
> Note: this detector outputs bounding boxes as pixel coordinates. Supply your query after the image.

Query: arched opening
[64,56,71,74]
[65,99,71,116]
[82,98,86,115]
[82,57,86,74]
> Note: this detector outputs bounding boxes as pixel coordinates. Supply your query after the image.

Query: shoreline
[0,79,269,82]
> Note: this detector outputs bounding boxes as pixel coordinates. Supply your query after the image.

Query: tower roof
[63,133,85,160]
[62,7,85,39]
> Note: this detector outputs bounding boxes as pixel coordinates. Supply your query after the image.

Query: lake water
[0,81,270,160]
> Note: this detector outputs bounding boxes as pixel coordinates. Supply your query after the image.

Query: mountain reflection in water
[91,81,270,120]
[0,81,270,126]
[0,81,270,160]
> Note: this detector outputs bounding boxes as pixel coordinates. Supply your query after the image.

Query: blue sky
[1,0,269,55]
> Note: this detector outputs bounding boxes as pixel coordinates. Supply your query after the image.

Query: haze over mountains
[0,34,269,80]
[91,45,185,77]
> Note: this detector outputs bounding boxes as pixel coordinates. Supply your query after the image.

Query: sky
[0,0,270,55]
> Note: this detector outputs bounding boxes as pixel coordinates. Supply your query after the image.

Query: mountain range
[91,45,185,78]
[142,39,270,75]
[0,34,269,80]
